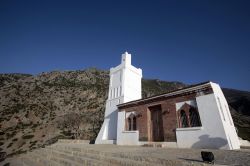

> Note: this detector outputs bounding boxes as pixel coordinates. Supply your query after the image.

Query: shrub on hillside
[22,135,34,139]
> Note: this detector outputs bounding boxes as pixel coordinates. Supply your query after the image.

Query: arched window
[127,113,137,131]
[189,108,201,127]
[128,117,132,131]
[133,116,137,130]
[180,110,188,128]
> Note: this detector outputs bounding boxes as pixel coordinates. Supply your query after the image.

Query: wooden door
[150,106,164,142]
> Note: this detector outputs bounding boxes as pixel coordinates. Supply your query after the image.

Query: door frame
[147,104,164,142]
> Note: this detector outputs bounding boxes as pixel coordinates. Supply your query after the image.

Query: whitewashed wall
[176,82,240,150]
[210,83,240,149]
[96,52,142,144]
[117,111,139,145]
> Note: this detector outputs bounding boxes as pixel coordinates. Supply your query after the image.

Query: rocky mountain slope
[0,68,249,157]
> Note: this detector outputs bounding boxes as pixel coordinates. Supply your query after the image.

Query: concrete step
[4,143,215,166]
[32,145,157,166]
[0,157,24,166]
[18,156,45,166]
[44,147,149,166]
[48,144,212,166]
[50,148,153,166]
[57,139,90,144]
[141,142,178,148]
[51,145,149,160]
[27,147,109,166]
[17,151,84,166]
[49,155,84,166]
[45,145,181,166]
[24,151,61,166]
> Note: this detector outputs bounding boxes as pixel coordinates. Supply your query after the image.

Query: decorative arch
[127,113,137,131]
[177,102,202,128]
[189,107,202,127]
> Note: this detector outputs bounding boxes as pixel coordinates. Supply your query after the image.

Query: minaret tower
[95,52,142,144]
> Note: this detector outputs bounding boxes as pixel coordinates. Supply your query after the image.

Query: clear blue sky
[0,0,249,91]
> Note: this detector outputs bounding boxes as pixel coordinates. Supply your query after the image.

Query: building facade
[96,52,240,150]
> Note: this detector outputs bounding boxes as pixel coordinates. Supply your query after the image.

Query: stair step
[5,143,214,166]
[48,149,114,166]
[46,146,161,166]
[48,146,152,162]
[20,151,82,166]
[49,155,83,166]
[24,152,61,166]
[1,158,24,166]
[19,156,45,166]
[26,147,110,166]
[31,145,152,166]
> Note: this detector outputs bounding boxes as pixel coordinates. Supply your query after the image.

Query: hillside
[0,68,249,157]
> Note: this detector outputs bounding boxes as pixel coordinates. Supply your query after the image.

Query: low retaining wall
[57,139,90,144]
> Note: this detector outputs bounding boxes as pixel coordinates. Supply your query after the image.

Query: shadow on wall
[105,110,118,139]
[192,135,228,149]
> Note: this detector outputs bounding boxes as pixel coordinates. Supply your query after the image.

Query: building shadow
[191,134,228,149]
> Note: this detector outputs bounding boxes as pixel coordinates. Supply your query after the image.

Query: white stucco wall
[96,52,142,144]
[176,82,240,150]
[116,111,139,145]
[210,83,240,149]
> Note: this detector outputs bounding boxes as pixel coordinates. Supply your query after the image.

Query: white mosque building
[95,52,240,150]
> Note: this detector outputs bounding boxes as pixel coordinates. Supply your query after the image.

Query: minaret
[95,52,142,144]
